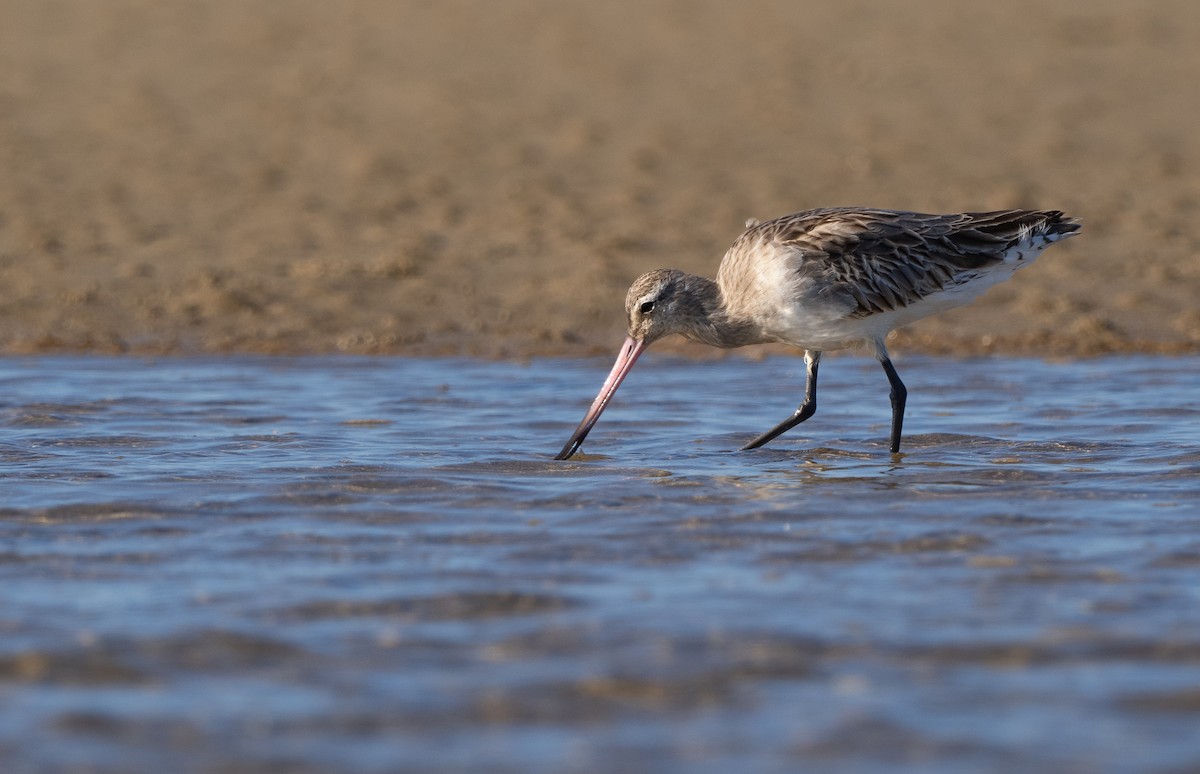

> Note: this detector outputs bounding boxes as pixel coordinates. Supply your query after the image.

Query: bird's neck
[677,274,765,349]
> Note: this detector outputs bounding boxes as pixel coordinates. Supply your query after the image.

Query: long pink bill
[554,336,648,460]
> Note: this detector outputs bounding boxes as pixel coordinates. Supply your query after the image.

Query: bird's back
[716,207,1081,348]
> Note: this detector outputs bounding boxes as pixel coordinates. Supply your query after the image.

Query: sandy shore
[1,1,1197,358]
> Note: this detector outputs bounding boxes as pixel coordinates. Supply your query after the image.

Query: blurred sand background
[0,0,1197,358]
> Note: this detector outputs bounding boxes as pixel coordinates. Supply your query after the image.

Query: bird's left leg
[878,351,907,453]
[741,350,821,450]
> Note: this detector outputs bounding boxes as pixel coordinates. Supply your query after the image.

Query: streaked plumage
[555,207,1081,459]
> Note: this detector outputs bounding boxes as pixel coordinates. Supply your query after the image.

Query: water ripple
[0,354,1197,772]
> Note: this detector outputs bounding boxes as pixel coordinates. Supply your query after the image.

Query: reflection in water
[0,354,1198,772]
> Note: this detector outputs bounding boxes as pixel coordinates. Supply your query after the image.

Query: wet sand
[1,0,1198,358]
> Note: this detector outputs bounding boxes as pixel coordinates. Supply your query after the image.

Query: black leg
[880,356,907,453]
[742,351,821,450]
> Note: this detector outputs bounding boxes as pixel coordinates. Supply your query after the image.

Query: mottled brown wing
[753,208,1073,318]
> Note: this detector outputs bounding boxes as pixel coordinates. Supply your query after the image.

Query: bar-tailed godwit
[555,207,1081,459]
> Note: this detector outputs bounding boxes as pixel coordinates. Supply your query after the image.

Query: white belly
[764,264,1020,351]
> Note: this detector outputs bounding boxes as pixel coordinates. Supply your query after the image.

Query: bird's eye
[640,300,655,315]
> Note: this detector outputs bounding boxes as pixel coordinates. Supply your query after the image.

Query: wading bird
[555,207,1080,459]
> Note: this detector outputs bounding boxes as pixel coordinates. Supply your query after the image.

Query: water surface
[1,354,1198,773]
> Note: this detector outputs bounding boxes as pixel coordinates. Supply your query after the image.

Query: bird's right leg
[741,350,821,450]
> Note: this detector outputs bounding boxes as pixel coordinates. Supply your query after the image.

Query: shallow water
[1,353,1197,773]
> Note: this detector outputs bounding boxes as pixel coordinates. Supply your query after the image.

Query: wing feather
[737,207,1079,318]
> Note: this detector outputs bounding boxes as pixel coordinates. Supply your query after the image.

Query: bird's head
[624,268,691,345]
